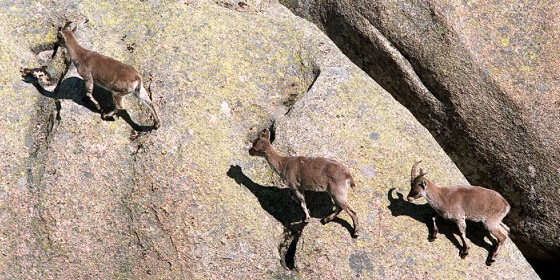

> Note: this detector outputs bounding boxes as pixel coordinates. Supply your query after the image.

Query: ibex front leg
[429,212,439,241]
[456,219,469,258]
[293,189,310,223]
[83,75,101,113]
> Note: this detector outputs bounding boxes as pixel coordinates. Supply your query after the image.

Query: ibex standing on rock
[407,161,510,265]
[57,22,161,129]
[249,128,359,238]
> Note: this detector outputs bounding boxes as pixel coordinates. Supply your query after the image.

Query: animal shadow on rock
[387,188,495,260]
[227,165,354,270]
[21,67,154,132]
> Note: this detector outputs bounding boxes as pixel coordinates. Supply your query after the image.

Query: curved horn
[411,160,422,180]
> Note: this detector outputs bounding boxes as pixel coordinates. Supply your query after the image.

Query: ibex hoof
[320,217,331,225]
[153,121,161,129]
[485,258,495,266]
[101,112,117,121]
[459,251,468,259]
[82,97,101,110]
[102,111,116,118]
[428,235,437,242]
[351,230,359,239]
[302,218,310,224]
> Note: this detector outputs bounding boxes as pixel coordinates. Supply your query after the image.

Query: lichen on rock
[0,0,540,279]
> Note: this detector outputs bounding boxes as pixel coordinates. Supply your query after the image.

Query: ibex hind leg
[486,222,509,266]
[330,193,359,238]
[135,84,161,129]
[321,204,342,225]
[343,202,359,238]
[84,77,101,112]
[102,94,123,119]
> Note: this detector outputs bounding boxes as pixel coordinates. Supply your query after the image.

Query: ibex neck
[424,182,445,210]
[263,147,285,176]
[64,34,88,62]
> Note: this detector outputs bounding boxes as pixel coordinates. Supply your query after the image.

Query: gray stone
[0,0,539,278]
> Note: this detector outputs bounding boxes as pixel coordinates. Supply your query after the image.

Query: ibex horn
[411,160,422,181]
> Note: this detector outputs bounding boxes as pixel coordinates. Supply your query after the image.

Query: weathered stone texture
[280,0,560,266]
[0,0,540,278]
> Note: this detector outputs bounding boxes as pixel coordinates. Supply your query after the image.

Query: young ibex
[57,22,161,129]
[407,161,510,265]
[249,128,359,238]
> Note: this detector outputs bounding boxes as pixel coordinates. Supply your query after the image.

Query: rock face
[280,0,560,265]
[0,0,540,279]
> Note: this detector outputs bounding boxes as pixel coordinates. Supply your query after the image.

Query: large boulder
[0,0,539,278]
[280,0,560,267]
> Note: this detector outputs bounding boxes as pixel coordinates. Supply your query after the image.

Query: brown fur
[249,128,359,238]
[407,161,510,265]
[57,22,160,129]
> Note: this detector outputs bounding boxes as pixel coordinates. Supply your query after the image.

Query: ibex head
[407,160,428,202]
[56,22,77,48]
[249,128,271,157]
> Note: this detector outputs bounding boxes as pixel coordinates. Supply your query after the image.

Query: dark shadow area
[527,258,559,280]
[22,67,155,132]
[387,188,494,260]
[227,165,354,270]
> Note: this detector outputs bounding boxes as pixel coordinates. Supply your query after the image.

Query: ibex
[249,128,359,238]
[56,22,161,129]
[407,161,510,265]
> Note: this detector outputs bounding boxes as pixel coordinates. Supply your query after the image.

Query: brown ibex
[407,161,510,265]
[249,128,359,238]
[56,22,161,129]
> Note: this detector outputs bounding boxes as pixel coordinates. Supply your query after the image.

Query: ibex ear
[259,128,270,140]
